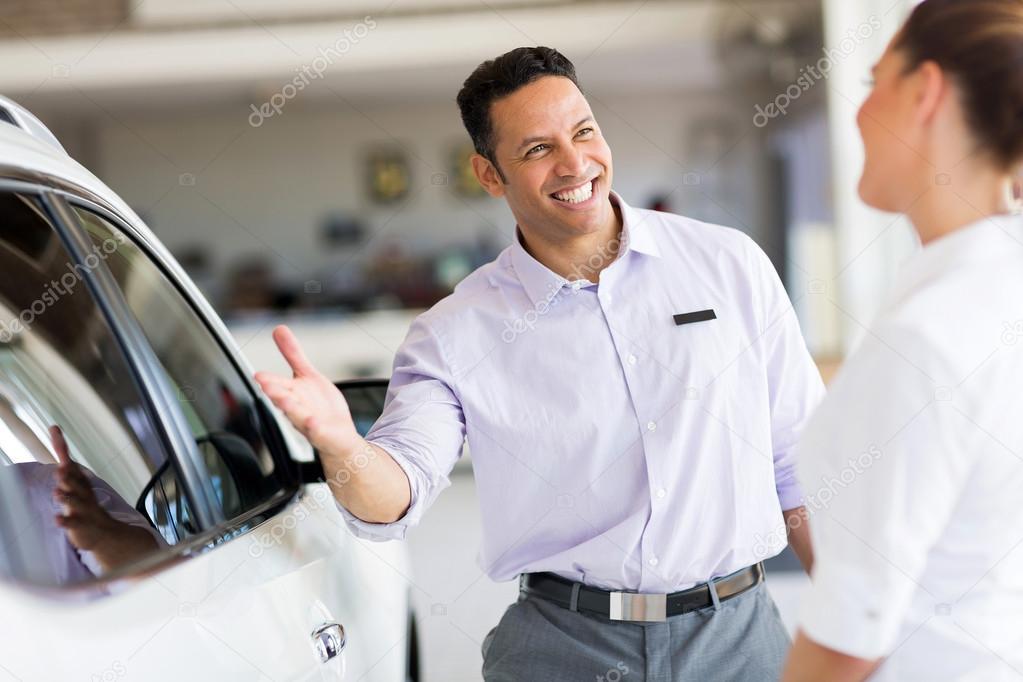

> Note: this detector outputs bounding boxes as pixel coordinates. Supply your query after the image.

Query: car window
[71,206,290,528]
[0,191,187,587]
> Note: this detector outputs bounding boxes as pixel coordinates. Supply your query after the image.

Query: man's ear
[470,153,506,198]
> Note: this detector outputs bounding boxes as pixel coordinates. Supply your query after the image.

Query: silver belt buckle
[609,591,667,622]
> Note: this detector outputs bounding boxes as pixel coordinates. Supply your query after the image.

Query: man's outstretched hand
[253,325,361,460]
[255,325,412,524]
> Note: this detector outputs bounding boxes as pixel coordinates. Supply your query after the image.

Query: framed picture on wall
[449,141,487,199]
[366,146,412,204]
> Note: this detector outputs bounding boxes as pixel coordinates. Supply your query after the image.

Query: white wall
[54,87,772,293]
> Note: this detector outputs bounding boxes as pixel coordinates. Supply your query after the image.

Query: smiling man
[256,47,822,681]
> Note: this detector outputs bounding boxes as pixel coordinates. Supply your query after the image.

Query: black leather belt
[519,563,764,622]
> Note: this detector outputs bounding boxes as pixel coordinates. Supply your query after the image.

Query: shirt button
[656,488,666,499]
[627,354,637,365]
[646,421,656,431]
[649,557,659,567]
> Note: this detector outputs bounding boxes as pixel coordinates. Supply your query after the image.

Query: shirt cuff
[798,560,911,659]
[333,438,426,542]
[775,472,805,511]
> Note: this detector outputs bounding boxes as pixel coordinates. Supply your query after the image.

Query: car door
[66,196,415,682]
[0,184,411,681]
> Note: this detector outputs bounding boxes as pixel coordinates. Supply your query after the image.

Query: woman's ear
[470,154,506,198]
[914,59,947,125]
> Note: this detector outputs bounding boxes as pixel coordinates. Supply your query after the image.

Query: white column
[822,0,919,352]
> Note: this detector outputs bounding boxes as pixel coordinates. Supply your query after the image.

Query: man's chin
[548,200,613,237]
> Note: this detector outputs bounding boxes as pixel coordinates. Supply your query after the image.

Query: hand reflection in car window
[49,425,166,574]
[0,395,165,583]
[0,192,181,588]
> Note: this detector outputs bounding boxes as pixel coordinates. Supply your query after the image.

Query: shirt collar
[509,191,661,306]
[889,212,1023,306]
[617,190,661,259]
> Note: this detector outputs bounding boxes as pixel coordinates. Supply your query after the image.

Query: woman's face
[856,41,929,212]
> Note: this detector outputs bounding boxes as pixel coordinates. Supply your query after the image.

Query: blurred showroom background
[2,0,922,679]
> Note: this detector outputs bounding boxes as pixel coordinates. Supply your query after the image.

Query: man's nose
[553,143,589,179]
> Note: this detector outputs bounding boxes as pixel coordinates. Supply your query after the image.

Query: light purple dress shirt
[338,192,824,592]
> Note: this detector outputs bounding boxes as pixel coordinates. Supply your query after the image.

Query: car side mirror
[335,379,389,437]
[136,431,279,540]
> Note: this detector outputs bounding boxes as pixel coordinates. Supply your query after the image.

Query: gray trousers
[481,581,790,681]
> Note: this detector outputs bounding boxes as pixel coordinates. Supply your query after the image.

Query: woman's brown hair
[896,0,1023,169]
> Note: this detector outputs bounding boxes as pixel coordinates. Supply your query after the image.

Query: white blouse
[796,214,1023,681]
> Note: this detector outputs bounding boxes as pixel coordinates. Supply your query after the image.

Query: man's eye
[577,127,594,137]
[527,144,548,156]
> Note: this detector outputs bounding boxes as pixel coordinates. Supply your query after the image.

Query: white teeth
[553,179,594,204]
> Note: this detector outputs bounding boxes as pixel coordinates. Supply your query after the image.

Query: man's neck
[519,199,624,283]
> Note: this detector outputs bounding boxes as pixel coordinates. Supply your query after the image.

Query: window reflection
[0,193,176,587]
[74,207,285,524]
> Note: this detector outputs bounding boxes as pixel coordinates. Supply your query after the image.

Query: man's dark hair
[456,46,580,178]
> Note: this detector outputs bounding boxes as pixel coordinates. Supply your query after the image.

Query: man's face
[476,76,615,243]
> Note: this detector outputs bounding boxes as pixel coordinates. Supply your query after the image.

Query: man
[255,46,822,680]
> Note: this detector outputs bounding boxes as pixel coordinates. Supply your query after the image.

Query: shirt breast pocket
[656,308,752,397]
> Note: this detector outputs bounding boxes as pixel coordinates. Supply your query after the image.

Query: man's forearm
[783,506,814,574]
[782,631,879,682]
[322,438,412,524]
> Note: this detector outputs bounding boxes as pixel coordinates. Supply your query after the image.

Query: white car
[0,97,418,682]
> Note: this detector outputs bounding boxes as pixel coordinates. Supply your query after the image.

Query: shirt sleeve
[796,328,973,658]
[748,239,826,511]
[335,313,466,541]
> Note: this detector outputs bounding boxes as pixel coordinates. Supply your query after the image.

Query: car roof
[0,96,270,377]
[0,97,149,240]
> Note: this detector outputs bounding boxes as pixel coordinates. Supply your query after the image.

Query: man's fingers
[49,425,71,466]
[258,381,308,422]
[254,372,292,394]
[272,325,317,378]
[54,513,76,529]
[53,486,89,508]
[253,370,279,386]
[55,468,90,497]
[260,384,295,410]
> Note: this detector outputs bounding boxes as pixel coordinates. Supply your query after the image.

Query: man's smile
[549,175,601,209]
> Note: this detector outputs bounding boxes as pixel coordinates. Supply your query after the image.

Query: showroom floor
[405,468,810,682]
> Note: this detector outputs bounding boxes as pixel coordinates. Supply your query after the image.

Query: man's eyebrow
[516,117,595,152]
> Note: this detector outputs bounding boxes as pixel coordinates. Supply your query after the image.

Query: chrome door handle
[312,622,346,663]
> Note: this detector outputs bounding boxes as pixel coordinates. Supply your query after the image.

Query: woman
[783,1,1023,680]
